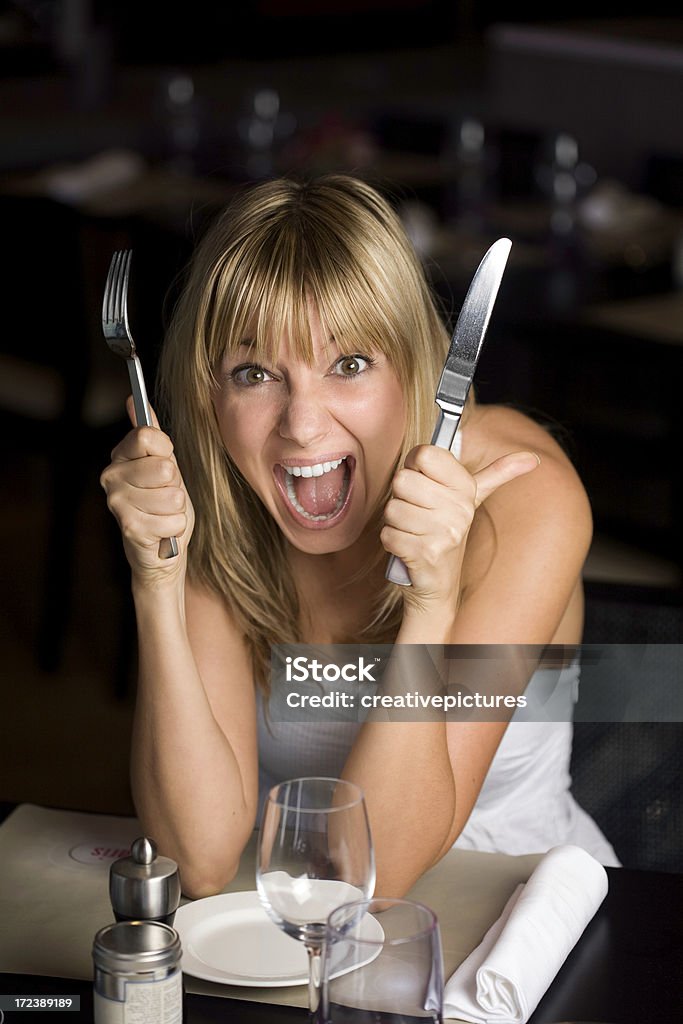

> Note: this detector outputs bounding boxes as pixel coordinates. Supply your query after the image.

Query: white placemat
[0,804,141,979]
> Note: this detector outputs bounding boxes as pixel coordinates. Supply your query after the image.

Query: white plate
[175,890,383,988]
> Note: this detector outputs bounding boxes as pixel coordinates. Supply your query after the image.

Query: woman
[101,174,618,899]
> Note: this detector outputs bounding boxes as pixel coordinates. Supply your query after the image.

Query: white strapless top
[256,659,620,867]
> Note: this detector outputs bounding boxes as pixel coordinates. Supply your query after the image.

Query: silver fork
[102,249,179,559]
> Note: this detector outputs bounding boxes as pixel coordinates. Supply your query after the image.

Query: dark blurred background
[0,2,681,871]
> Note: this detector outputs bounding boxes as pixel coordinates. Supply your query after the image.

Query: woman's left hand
[381,444,540,608]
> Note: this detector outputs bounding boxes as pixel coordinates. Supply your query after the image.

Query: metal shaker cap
[93,920,181,972]
[109,837,181,924]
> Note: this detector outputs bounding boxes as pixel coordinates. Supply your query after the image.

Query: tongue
[294,464,347,516]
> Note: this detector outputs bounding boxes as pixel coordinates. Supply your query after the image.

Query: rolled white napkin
[444,844,608,1023]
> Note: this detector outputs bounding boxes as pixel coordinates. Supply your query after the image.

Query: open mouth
[275,456,354,526]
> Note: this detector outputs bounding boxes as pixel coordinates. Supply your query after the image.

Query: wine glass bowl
[256,777,376,1015]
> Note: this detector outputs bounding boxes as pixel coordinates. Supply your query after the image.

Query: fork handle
[159,536,180,559]
[127,356,179,560]
[127,354,153,429]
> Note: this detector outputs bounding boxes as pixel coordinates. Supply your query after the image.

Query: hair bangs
[306,254,413,381]
[204,228,325,373]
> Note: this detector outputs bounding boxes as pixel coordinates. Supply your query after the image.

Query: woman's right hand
[100,400,194,586]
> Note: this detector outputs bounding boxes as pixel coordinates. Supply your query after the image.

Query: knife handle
[385,408,462,587]
[385,553,413,586]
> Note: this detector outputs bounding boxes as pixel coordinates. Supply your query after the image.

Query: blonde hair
[158,174,452,692]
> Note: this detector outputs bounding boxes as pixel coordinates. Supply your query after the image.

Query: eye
[332,354,375,377]
[230,363,275,386]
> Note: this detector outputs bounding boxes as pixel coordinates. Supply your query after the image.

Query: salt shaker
[93,920,183,1024]
[109,837,181,925]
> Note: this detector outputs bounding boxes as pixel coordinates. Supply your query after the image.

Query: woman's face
[212,307,406,555]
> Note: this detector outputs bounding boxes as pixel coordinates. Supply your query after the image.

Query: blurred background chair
[0,191,132,686]
[571,579,683,873]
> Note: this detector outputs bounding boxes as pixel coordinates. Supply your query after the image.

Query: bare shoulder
[457,403,592,643]
[465,402,570,463]
[465,403,590,524]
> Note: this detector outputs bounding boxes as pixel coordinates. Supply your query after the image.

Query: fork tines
[102,249,132,330]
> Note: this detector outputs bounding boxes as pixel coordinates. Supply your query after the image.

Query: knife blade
[386,237,512,586]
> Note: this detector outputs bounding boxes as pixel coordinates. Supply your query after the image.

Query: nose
[277,385,333,448]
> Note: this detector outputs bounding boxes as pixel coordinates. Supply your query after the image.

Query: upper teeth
[283,457,347,478]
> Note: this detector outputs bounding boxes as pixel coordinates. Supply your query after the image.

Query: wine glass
[256,777,375,1017]
[321,897,444,1024]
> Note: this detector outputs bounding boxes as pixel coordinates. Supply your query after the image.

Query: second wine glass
[256,777,376,1018]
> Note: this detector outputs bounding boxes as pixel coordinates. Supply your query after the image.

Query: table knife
[386,236,512,586]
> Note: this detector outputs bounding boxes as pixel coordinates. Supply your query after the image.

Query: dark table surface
[1,864,682,1024]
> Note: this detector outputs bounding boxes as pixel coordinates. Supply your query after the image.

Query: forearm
[130,584,254,897]
[342,604,457,896]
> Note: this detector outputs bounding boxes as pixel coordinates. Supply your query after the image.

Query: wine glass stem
[306,943,323,1020]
